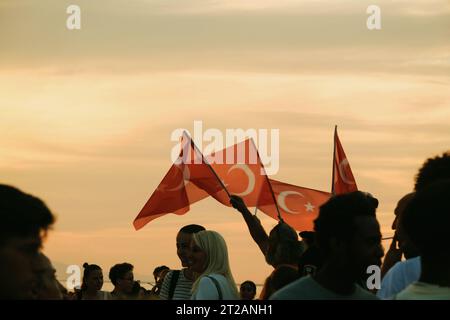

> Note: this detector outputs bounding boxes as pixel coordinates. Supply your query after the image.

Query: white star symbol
[304,202,315,212]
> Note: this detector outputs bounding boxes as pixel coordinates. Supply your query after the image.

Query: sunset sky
[1,0,449,287]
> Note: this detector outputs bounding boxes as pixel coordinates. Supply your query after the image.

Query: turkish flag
[206,138,275,208]
[333,127,358,195]
[257,179,331,231]
[133,132,227,230]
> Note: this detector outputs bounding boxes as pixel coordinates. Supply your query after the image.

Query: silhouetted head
[109,263,134,294]
[153,265,169,282]
[82,263,103,292]
[415,151,450,191]
[266,221,301,267]
[176,224,205,268]
[0,184,55,299]
[392,193,420,259]
[314,191,384,280]
[392,192,415,230]
[240,280,257,300]
[0,184,55,253]
[403,180,450,261]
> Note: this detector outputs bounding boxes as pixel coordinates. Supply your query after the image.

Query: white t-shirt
[191,274,238,300]
[377,256,421,300]
[396,282,450,300]
[270,275,378,300]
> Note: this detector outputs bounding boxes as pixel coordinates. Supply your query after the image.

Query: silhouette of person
[109,263,134,299]
[0,184,55,299]
[77,263,111,300]
[396,180,450,299]
[159,224,205,300]
[271,192,383,300]
[230,195,302,268]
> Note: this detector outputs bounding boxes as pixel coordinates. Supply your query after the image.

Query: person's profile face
[176,232,193,268]
[187,239,207,274]
[392,193,415,230]
[86,269,103,291]
[118,270,134,294]
[350,216,384,276]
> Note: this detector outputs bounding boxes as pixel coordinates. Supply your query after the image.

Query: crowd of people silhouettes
[1,151,449,300]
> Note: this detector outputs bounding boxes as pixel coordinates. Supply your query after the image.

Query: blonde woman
[188,230,239,300]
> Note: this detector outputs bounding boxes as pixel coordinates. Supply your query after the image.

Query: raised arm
[230,195,269,256]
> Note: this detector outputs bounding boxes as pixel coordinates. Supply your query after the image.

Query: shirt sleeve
[159,270,173,300]
[194,277,220,300]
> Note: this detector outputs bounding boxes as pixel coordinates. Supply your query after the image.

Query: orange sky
[1,0,449,287]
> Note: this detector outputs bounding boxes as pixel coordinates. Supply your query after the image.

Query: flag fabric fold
[133,132,227,230]
[332,126,358,195]
[206,138,276,209]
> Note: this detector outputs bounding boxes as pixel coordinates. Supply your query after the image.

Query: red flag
[332,126,358,195]
[206,139,278,209]
[133,132,228,230]
[257,179,331,231]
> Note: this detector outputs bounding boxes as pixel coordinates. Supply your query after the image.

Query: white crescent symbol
[227,164,255,197]
[277,191,304,214]
[164,165,190,192]
[338,159,355,184]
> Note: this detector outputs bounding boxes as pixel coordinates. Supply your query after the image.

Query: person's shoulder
[200,274,221,284]
[404,256,421,268]
[198,274,227,290]
[206,273,227,281]
[165,269,176,278]
[382,258,410,281]
[392,256,420,271]
[269,276,312,300]
[353,285,379,300]
[386,256,421,279]
[199,275,215,285]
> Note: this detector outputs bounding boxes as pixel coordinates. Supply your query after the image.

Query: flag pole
[184,131,232,198]
[250,139,283,222]
[331,125,337,195]
[266,174,282,222]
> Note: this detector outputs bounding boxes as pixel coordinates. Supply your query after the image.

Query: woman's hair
[81,263,102,291]
[191,230,239,298]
